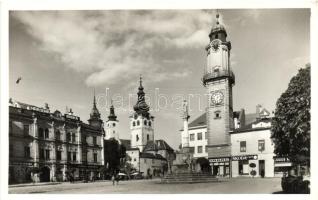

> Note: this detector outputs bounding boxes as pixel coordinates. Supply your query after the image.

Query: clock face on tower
[211,90,224,105]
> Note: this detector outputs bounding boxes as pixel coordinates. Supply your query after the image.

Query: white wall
[188,127,208,158]
[231,129,275,177]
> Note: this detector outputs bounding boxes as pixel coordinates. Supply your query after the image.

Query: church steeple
[108,100,117,121]
[133,75,150,117]
[88,89,103,128]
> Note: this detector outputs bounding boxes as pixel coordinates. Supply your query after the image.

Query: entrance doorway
[212,166,219,176]
[259,160,265,177]
[40,166,50,182]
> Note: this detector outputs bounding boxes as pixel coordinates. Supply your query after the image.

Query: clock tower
[203,13,235,161]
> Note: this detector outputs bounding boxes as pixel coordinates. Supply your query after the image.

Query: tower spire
[93,88,97,108]
[216,9,220,25]
[90,88,101,119]
[134,75,149,116]
[108,98,117,121]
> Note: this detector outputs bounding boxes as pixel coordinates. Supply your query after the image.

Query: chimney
[44,103,49,110]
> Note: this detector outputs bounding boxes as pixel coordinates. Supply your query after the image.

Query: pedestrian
[111,174,115,186]
[115,173,119,185]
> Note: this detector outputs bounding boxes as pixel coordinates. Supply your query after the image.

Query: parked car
[131,172,144,180]
[281,175,310,193]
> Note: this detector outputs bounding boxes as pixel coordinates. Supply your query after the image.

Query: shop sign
[232,155,258,161]
[274,157,290,163]
[209,157,230,163]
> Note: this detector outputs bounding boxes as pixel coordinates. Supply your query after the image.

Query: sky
[9,9,310,149]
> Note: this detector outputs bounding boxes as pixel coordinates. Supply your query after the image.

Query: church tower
[88,91,103,129]
[202,13,235,159]
[130,76,154,152]
[105,101,119,141]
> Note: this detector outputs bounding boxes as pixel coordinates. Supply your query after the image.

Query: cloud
[12,10,217,86]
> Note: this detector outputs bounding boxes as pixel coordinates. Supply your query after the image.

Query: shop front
[208,157,230,177]
[231,154,259,177]
[274,157,292,177]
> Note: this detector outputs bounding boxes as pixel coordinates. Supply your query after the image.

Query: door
[212,166,219,176]
[259,160,265,177]
[40,166,50,182]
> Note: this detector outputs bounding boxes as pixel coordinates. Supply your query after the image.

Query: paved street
[9,177,283,194]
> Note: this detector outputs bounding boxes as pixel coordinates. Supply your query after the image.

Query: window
[93,136,97,145]
[239,160,249,175]
[39,149,45,159]
[93,153,97,163]
[113,123,116,127]
[67,132,71,142]
[56,150,62,161]
[197,146,203,153]
[72,133,76,142]
[67,152,71,161]
[44,128,49,138]
[215,34,218,39]
[240,141,246,152]
[38,128,44,138]
[55,130,61,140]
[258,140,265,152]
[134,158,137,162]
[133,121,136,127]
[73,152,77,161]
[82,135,87,144]
[148,121,151,127]
[214,111,221,119]
[136,134,139,142]
[45,149,50,159]
[197,132,202,140]
[147,134,149,141]
[190,134,195,141]
[144,120,147,125]
[24,146,30,158]
[23,124,29,136]
[137,120,140,126]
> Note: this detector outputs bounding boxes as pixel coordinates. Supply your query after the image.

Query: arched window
[144,120,147,126]
[136,134,139,141]
[133,121,136,127]
[137,120,140,126]
[113,123,116,127]
[148,121,152,127]
[147,134,149,141]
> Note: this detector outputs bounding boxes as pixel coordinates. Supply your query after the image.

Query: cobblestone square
[9,177,284,194]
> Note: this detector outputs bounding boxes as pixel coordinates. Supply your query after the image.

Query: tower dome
[209,12,227,42]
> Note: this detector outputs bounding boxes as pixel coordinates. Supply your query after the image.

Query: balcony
[202,69,235,86]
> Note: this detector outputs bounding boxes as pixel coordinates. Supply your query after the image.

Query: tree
[104,138,126,175]
[271,64,310,169]
[119,154,136,179]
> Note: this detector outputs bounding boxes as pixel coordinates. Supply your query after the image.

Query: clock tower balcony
[202,69,235,86]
